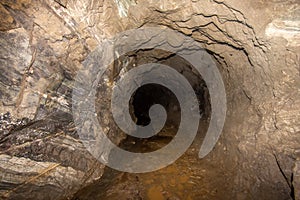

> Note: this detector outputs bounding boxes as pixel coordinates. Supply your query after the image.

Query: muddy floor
[72,120,235,200]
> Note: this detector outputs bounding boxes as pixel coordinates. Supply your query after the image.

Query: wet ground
[72,120,234,200]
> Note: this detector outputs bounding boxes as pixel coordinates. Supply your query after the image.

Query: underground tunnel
[0,0,299,200]
[130,83,181,127]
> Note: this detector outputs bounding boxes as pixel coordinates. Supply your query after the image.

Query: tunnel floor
[72,119,234,200]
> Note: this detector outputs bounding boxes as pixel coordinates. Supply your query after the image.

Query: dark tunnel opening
[129,83,180,127]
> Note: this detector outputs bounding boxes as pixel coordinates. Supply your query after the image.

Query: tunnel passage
[111,49,212,137]
[129,83,180,127]
[1,0,299,199]
[75,47,224,198]
[116,49,211,115]
[97,48,214,155]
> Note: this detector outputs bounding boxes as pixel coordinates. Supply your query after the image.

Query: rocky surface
[0,111,104,199]
[0,0,299,199]
[0,154,84,199]
[294,158,300,200]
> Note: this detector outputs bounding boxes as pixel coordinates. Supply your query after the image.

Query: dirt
[73,119,235,200]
